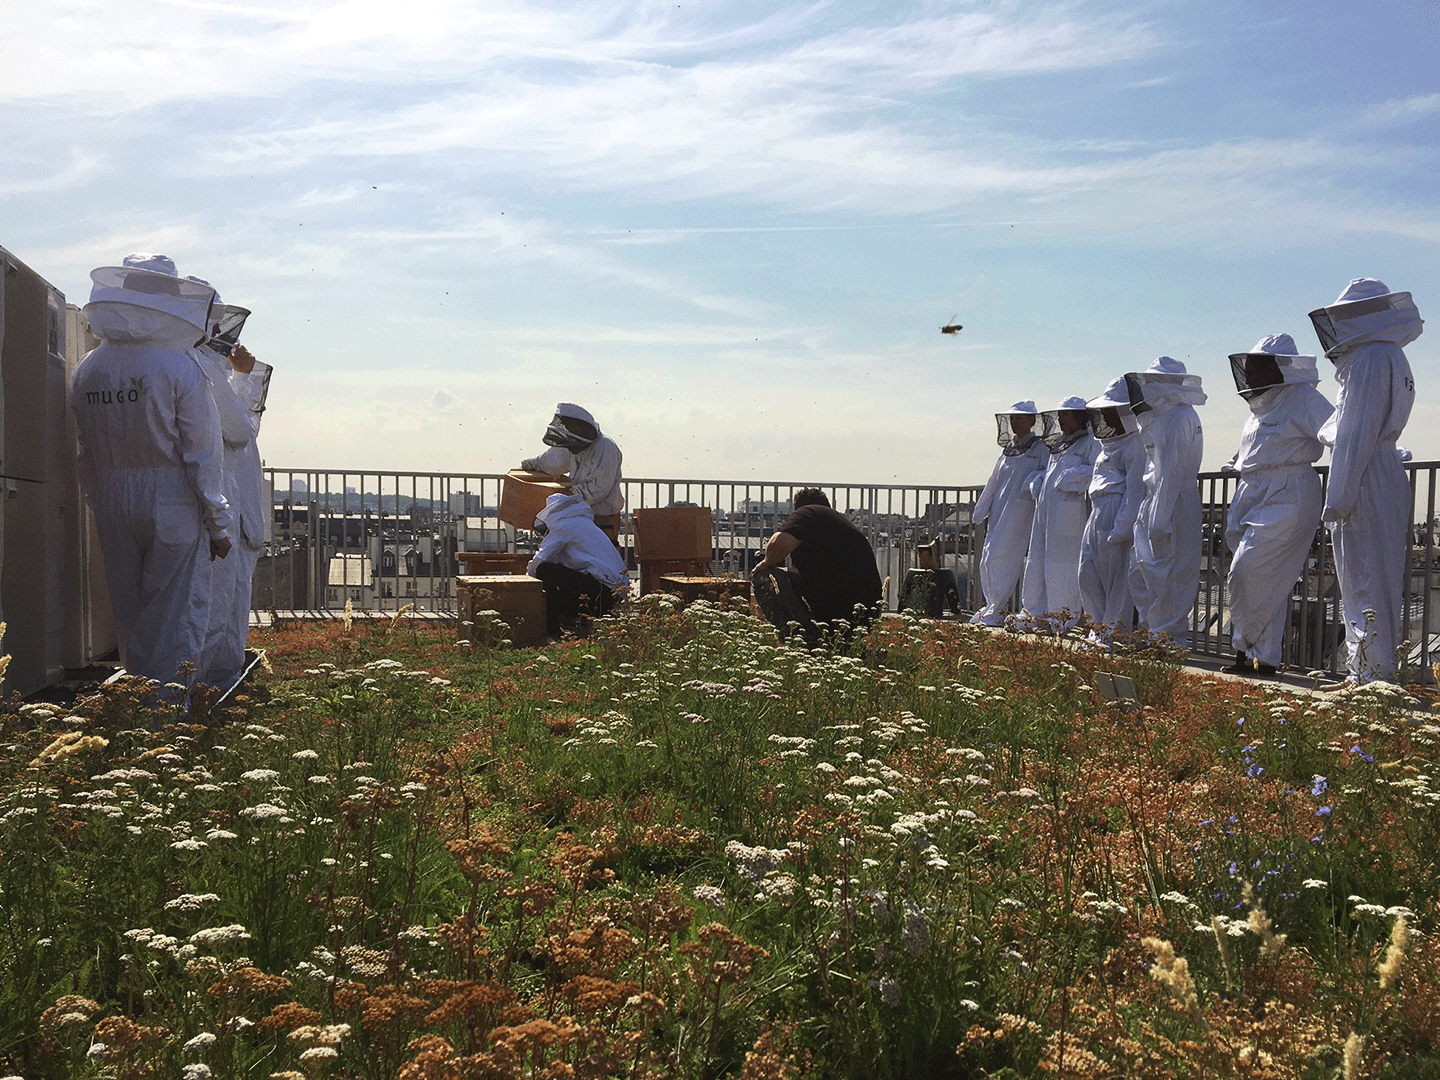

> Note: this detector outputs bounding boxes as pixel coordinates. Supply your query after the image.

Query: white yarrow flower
[239,803,288,820]
[189,924,252,948]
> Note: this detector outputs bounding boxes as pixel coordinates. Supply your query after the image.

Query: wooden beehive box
[639,560,706,596]
[457,574,547,646]
[498,470,570,530]
[633,506,713,562]
[656,575,750,608]
[455,551,531,576]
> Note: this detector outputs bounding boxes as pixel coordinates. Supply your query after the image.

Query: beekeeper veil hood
[1086,378,1138,440]
[543,403,601,453]
[1228,334,1319,399]
[994,400,1039,448]
[209,304,252,354]
[85,254,216,346]
[185,276,252,357]
[1041,395,1091,451]
[1308,278,1423,360]
[1124,356,1207,415]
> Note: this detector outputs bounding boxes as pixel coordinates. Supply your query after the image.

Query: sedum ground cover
[2,600,1440,1079]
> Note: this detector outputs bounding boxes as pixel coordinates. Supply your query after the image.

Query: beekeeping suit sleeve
[1145,411,1202,543]
[174,360,233,541]
[1323,352,1400,525]
[973,456,1004,525]
[973,455,1006,525]
[1109,440,1147,544]
[569,435,623,514]
[1054,436,1098,494]
[196,349,254,451]
[974,445,1043,539]
[521,445,575,477]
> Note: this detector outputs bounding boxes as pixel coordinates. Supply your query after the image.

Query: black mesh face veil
[1229,353,1284,398]
[1308,293,1402,357]
[1042,409,1088,451]
[207,305,251,355]
[542,412,598,452]
[1039,411,1060,450]
[251,363,272,416]
[1087,406,1126,440]
[996,412,1036,447]
[1123,372,1150,414]
[1308,307,1339,356]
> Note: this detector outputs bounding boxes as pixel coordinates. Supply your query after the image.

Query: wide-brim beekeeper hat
[87,253,216,333]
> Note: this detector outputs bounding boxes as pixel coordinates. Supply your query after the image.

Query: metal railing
[255,464,1440,678]
[255,470,984,615]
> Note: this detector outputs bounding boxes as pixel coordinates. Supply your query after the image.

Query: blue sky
[3,0,1437,484]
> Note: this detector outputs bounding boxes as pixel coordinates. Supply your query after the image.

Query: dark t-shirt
[778,505,883,622]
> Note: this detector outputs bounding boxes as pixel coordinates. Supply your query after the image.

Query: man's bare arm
[753,531,800,574]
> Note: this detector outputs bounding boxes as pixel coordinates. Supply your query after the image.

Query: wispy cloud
[0,148,102,196]
[1355,93,1440,128]
[3,3,1156,103]
[10,2,1429,238]
[338,208,775,317]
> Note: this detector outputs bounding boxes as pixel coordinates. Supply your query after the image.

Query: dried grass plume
[1378,912,1409,990]
[1343,1032,1364,1079]
[1141,937,1199,1015]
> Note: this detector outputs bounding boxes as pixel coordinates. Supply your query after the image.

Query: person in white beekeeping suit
[527,493,630,637]
[1078,378,1146,640]
[1308,279,1422,684]
[969,402,1047,626]
[71,254,232,687]
[1125,357,1205,648]
[520,403,624,542]
[1220,335,1334,677]
[188,283,272,688]
[1020,396,1099,629]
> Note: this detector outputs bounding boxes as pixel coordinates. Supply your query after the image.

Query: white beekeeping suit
[969,401,1046,626]
[1021,396,1099,626]
[1078,379,1145,636]
[1126,357,1205,647]
[189,288,271,688]
[71,255,231,687]
[1309,279,1422,683]
[526,494,630,590]
[521,403,624,519]
[1222,335,1334,675]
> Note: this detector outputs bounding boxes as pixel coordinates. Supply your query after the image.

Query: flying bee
[941,314,963,335]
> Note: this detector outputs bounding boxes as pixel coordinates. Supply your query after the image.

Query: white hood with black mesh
[1309,278,1423,361]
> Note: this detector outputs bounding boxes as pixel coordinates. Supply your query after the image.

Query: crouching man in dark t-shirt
[751,488,884,645]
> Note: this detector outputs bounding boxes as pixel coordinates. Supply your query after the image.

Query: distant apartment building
[456,516,516,553]
[326,552,374,607]
[448,491,487,517]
